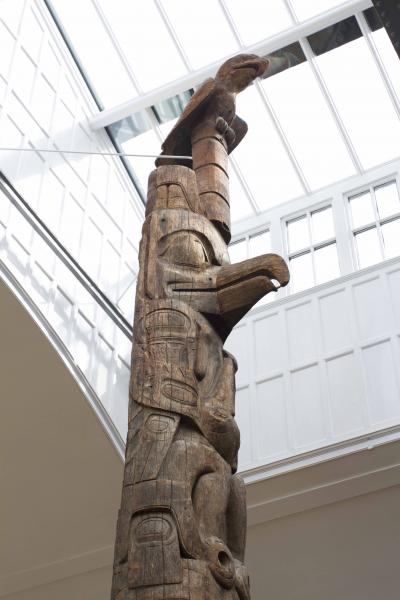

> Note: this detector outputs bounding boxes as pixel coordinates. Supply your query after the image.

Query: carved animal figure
[157,54,268,242]
[111,55,289,600]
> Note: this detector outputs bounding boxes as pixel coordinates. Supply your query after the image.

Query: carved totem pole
[111,54,290,600]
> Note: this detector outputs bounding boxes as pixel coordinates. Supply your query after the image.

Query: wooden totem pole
[111,54,290,600]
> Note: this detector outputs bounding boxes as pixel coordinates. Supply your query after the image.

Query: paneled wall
[0,0,144,326]
[226,257,400,472]
[0,0,145,446]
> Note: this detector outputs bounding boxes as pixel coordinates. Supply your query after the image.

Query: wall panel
[291,365,325,448]
[226,258,400,473]
[255,377,288,459]
[362,341,400,424]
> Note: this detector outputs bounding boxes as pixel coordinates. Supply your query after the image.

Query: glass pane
[349,191,375,228]
[290,0,345,21]
[311,206,334,244]
[375,182,400,220]
[355,228,382,269]
[118,277,136,323]
[263,43,306,79]
[229,164,255,223]
[159,117,178,141]
[248,230,271,258]
[372,28,400,104]
[314,243,340,284]
[234,86,304,210]
[316,37,400,169]
[50,0,136,107]
[160,0,238,69]
[382,219,400,259]
[122,128,162,192]
[308,17,362,56]
[98,0,187,92]
[262,62,355,189]
[229,239,247,263]
[289,252,314,293]
[110,111,153,142]
[224,0,293,46]
[363,8,382,32]
[153,91,192,125]
[287,216,309,253]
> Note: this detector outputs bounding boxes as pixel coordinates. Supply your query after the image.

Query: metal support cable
[0,147,192,160]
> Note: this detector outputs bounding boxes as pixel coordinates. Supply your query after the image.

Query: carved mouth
[172,274,279,294]
[235,61,266,77]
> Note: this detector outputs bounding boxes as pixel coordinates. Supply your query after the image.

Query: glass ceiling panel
[122,127,161,192]
[289,0,348,22]
[50,0,136,107]
[49,1,400,231]
[372,27,400,104]
[262,61,356,190]
[315,36,400,170]
[158,117,179,140]
[375,182,400,219]
[232,86,304,211]
[96,0,187,92]
[159,0,239,69]
[224,0,293,46]
[307,16,362,56]
[228,163,256,222]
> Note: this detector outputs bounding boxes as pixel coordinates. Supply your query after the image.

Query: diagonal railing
[0,171,133,455]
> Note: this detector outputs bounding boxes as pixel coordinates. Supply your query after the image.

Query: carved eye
[163,233,209,268]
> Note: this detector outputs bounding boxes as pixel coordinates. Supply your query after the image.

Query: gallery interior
[1,1,400,599]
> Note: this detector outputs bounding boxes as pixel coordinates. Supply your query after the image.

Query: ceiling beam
[89,0,372,131]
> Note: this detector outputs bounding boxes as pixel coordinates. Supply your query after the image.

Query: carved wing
[157,78,216,163]
[227,115,248,154]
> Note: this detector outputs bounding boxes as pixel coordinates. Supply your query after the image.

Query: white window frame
[229,226,271,262]
[348,175,400,269]
[284,202,339,293]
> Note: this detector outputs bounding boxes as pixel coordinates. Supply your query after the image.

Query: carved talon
[225,127,236,146]
[216,116,229,134]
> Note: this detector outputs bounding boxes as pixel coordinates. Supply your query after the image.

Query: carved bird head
[142,211,289,340]
[215,53,269,93]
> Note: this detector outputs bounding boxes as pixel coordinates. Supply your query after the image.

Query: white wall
[247,483,400,600]
[226,256,400,474]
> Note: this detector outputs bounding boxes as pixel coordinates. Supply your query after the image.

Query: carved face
[143,209,228,309]
[140,209,289,340]
[216,53,269,93]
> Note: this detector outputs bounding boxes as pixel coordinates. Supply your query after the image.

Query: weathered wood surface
[111,54,289,600]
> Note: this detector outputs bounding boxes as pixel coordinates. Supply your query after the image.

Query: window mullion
[371,184,386,260]
[306,212,317,285]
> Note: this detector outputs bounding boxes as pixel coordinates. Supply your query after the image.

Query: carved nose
[215,254,289,337]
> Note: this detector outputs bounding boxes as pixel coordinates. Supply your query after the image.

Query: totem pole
[111,54,290,600]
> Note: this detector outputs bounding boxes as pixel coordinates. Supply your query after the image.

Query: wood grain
[111,54,289,600]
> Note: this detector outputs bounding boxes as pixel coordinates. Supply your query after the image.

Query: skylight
[47,0,400,225]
